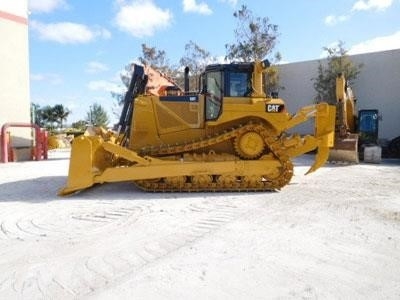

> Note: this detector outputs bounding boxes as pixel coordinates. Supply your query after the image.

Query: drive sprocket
[234,130,265,159]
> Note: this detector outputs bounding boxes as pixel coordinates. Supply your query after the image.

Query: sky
[28,0,400,125]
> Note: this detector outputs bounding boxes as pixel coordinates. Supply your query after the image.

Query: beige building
[278,49,400,142]
[0,0,30,150]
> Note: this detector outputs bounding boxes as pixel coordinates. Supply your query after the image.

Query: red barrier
[0,123,48,163]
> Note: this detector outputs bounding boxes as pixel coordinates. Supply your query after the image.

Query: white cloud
[115,0,172,37]
[30,73,63,85]
[30,21,111,44]
[86,61,109,74]
[96,28,112,40]
[324,14,350,26]
[218,0,237,7]
[28,0,67,13]
[30,74,45,81]
[325,0,393,26]
[348,31,400,55]
[352,0,393,11]
[88,80,123,94]
[321,32,400,57]
[183,0,212,15]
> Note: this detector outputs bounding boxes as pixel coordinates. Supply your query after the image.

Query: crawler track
[135,123,293,192]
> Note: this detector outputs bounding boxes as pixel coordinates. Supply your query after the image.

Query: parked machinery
[59,60,336,195]
[329,74,380,163]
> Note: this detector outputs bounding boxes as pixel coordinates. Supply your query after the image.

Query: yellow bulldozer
[59,60,336,195]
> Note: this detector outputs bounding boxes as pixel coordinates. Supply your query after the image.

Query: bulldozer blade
[328,134,359,163]
[58,136,100,196]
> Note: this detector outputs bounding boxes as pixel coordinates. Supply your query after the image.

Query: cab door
[205,71,223,121]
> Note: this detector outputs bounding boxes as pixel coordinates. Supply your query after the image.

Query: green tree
[225,5,281,95]
[52,104,70,129]
[113,44,180,119]
[40,105,58,130]
[139,43,170,74]
[138,43,183,87]
[179,40,218,90]
[31,104,71,130]
[313,41,363,104]
[225,5,280,62]
[113,44,175,104]
[71,120,87,131]
[86,103,109,127]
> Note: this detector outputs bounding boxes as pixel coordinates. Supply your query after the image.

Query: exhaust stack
[184,66,189,92]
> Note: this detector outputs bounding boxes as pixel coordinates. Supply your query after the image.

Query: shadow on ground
[0,176,69,202]
[0,176,280,203]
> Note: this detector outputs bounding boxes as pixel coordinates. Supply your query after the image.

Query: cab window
[205,71,222,120]
[228,72,250,97]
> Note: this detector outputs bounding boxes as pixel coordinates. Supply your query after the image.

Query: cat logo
[266,104,284,113]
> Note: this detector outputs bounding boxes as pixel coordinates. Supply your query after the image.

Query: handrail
[0,122,47,163]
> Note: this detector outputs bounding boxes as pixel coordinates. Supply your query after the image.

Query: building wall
[278,49,400,141]
[0,0,30,147]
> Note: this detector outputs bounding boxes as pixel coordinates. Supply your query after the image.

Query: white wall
[278,49,400,141]
[0,0,31,147]
[0,0,28,17]
[351,50,400,141]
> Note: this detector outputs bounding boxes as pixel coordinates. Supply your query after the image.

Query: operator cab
[201,63,253,120]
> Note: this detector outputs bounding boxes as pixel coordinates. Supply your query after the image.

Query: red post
[39,129,49,160]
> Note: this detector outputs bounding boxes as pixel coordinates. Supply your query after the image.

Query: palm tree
[52,104,70,129]
[40,105,57,130]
